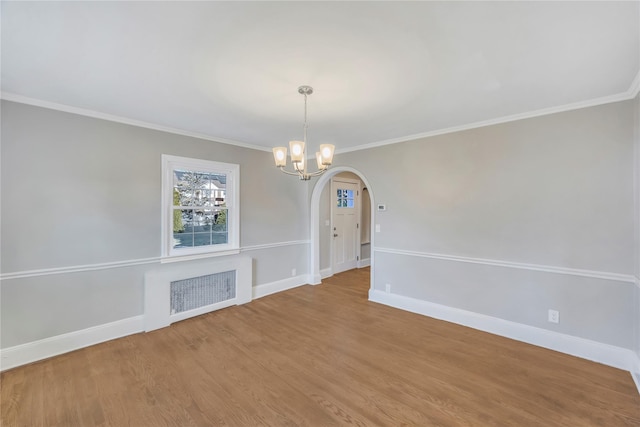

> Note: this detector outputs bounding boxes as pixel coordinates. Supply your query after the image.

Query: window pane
[346,199,354,208]
[173,208,193,249]
[173,208,185,233]
[174,170,214,207]
[212,189,226,206]
[213,208,227,231]
[193,232,212,247]
[210,174,227,207]
[200,190,213,208]
[181,209,196,232]
[204,210,216,229]
[173,231,193,248]
[212,232,228,245]
[173,210,228,249]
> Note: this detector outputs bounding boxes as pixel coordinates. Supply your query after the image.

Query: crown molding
[337,77,640,155]
[4,70,639,157]
[0,92,272,152]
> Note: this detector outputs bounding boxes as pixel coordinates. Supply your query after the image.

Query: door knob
[333,233,338,237]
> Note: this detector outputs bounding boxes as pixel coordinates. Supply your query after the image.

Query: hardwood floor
[2,267,639,426]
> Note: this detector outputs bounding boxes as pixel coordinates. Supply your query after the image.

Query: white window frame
[161,154,240,263]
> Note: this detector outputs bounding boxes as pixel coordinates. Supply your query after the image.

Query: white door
[331,178,360,274]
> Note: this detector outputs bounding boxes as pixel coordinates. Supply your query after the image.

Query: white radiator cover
[144,256,252,332]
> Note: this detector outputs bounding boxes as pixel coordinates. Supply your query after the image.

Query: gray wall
[335,100,636,348]
[1,101,309,348]
[3,97,638,356]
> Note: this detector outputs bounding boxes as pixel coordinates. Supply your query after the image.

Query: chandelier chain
[303,92,308,145]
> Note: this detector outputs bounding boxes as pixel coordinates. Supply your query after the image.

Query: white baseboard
[319,264,368,278]
[0,315,144,372]
[357,258,371,268]
[632,354,640,396]
[0,275,310,371]
[252,275,308,299]
[369,290,634,372]
[320,268,333,279]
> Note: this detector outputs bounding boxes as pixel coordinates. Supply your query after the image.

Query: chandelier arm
[277,165,327,180]
[277,166,305,177]
[305,168,327,177]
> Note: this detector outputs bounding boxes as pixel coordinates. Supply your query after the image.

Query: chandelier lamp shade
[272,86,335,180]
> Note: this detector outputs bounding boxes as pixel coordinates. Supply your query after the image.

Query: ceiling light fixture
[272,86,335,180]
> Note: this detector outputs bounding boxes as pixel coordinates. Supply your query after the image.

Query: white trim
[369,290,634,371]
[0,92,270,152]
[160,249,241,264]
[310,167,376,289]
[337,87,640,156]
[357,258,371,268]
[252,275,309,300]
[320,267,333,279]
[144,256,252,332]
[0,315,144,372]
[632,354,640,396]
[0,272,310,370]
[241,240,309,252]
[0,241,308,281]
[628,69,640,99]
[330,176,362,275]
[0,257,161,281]
[161,155,240,260]
[631,353,640,393]
[3,76,639,158]
[375,247,636,284]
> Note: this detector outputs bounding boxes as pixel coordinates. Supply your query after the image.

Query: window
[162,155,239,261]
[336,188,355,208]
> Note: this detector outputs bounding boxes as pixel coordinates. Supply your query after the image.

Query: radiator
[144,256,252,332]
[170,270,236,315]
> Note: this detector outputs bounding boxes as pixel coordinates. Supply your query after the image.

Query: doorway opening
[309,167,374,292]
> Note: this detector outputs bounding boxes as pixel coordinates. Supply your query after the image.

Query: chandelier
[272,86,335,180]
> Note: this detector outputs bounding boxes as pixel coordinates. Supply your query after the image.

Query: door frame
[330,176,361,275]
[309,167,375,293]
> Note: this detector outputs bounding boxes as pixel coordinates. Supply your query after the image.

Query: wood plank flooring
[2,267,639,426]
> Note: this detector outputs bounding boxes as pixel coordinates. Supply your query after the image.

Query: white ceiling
[2,1,639,153]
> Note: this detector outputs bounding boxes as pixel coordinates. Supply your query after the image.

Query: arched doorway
[309,167,375,293]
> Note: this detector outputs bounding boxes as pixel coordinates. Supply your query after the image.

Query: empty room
[1,1,640,425]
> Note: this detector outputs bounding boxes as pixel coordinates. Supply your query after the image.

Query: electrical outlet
[385,283,391,293]
[375,224,381,233]
[548,309,559,324]
[291,268,296,277]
